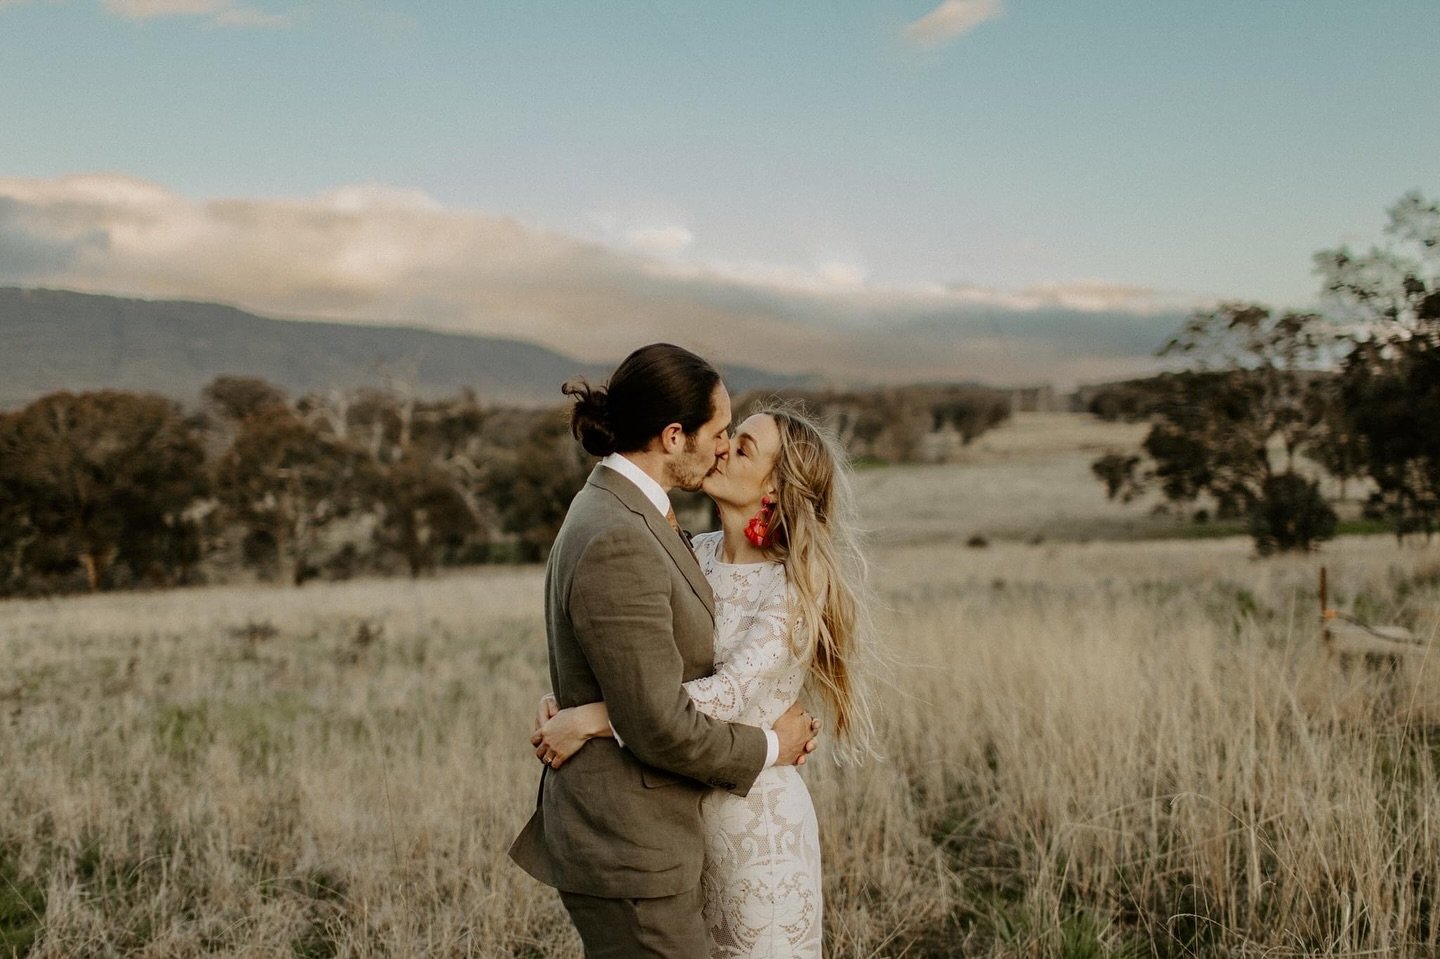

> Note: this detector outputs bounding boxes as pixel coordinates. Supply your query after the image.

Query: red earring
[744,494,777,548]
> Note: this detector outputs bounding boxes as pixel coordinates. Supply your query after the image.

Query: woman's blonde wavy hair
[754,400,877,762]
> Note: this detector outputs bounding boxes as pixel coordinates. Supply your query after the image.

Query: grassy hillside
[857,412,1380,546]
[854,412,1159,545]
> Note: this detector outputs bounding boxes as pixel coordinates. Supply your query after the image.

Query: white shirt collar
[599,453,672,519]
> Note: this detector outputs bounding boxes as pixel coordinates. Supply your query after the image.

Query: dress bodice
[684,532,810,730]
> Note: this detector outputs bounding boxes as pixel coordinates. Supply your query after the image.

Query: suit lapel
[588,465,715,621]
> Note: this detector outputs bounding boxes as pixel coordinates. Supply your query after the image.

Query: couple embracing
[509,343,875,958]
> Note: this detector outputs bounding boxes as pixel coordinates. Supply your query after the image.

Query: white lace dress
[682,531,822,959]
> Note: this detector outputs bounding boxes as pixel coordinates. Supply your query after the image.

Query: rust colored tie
[665,506,693,549]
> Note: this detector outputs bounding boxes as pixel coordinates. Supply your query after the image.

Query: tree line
[0,377,1010,595]
[1090,191,1440,554]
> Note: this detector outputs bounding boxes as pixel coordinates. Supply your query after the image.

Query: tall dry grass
[849,537,1440,956]
[3,535,1440,956]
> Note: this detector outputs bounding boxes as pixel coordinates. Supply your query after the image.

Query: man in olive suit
[510,344,816,957]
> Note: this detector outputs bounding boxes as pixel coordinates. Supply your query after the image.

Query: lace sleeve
[683,577,800,723]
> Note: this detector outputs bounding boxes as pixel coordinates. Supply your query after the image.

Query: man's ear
[659,422,685,451]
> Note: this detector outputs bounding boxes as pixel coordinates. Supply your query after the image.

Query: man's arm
[532,699,817,771]
[569,525,767,796]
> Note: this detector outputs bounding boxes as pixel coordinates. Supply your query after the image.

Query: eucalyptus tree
[1315,191,1440,539]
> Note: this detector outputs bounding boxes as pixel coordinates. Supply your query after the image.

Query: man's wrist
[763,729,780,768]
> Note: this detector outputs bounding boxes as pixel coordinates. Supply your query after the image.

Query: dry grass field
[854,413,1161,546]
[4,414,1440,957]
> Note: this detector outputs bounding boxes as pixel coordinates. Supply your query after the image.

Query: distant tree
[1341,345,1440,539]
[1083,378,1168,422]
[1301,382,1369,501]
[373,453,481,576]
[1093,303,1337,553]
[1316,191,1440,539]
[213,406,377,584]
[484,415,591,561]
[202,376,288,422]
[1091,452,1143,502]
[738,385,1010,463]
[0,391,208,591]
[929,391,1011,443]
[848,407,888,453]
[0,412,37,593]
[315,387,491,573]
[1249,473,1337,557]
[412,390,488,465]
[341,387,402,455]
[1158,302,1327,474]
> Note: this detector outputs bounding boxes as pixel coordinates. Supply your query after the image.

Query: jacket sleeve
[682,575,800,723]
[568,525,768,796]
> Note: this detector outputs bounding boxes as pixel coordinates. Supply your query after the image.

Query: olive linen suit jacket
[509,464,769,899]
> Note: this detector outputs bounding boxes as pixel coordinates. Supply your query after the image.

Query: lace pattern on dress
[683,532,822,959]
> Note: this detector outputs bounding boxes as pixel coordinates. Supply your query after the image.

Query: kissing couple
[510,343,875,958]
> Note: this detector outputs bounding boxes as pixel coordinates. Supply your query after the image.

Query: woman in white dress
[531,402,874,958]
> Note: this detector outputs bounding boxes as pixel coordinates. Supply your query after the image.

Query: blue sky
[1,0,1436,385]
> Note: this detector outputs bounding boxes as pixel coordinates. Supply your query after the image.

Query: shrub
[1248,472,1337,555]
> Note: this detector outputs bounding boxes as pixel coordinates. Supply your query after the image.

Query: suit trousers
[559,884,707,959]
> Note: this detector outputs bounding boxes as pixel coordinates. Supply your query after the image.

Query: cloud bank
[103,0,289,26]
[0,174,1193,387]
[904,0,1004,49]
[0,0,291,26]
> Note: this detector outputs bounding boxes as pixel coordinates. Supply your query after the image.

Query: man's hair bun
[563,379,617,457]
[560,345,720,458]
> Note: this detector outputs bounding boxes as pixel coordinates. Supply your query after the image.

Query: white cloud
[101,0,290,27]
[621,225,694,258]
[315,183,443,214]
[903,0,1003,49]
[586,210,695,259]
[944,280,1185,314]
[669,257,870,296]
[0,173,1192,387]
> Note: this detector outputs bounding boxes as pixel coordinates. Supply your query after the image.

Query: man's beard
[665,433,713,492]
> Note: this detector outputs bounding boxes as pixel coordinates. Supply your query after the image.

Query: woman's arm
[531,701,612,769]
[683,578,800,723]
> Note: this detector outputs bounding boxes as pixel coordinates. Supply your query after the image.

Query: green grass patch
[152,696,314,773]
[1335,517,1398,536]
[1057,514,1401,545]
[153,701,214,761]
[0,849,45,957]
[990,902,1149,959]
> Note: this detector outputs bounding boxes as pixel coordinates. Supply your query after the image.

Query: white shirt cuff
[610,722,625,749]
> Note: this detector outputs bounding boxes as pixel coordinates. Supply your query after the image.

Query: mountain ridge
[1,287,810,410]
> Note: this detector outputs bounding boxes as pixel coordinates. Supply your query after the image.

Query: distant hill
[0,287,808,409]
